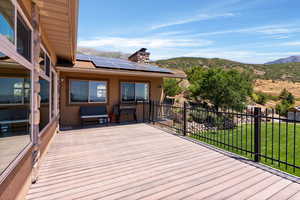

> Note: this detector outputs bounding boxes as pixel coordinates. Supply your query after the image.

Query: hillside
[77,47,130,59]
[265,56,300,64]
[154,57,300,82]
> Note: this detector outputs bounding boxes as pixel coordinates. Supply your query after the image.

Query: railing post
[152,101,156,123]
[148,100,152,122]
[143,100,145,122]
[254,107,261,162]
[183,102,187,136]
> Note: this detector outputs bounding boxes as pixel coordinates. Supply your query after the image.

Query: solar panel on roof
[77,54,91,61]
[76,54,173,74]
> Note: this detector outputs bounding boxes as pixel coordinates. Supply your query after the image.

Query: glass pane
[70,80,88,102]
[17,13,32,61]
[0,78,24,104]
[51,72,55,118]
[121,82,135,102]
[45,55,50,77]
[39,78,49,131]
[135,83,149,101]
[89,81,107,102]
[0,0,15,43]
[0,51,31,175]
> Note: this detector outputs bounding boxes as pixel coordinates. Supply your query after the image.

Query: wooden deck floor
[26,124,300,200]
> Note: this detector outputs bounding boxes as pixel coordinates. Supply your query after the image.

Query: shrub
[190,108,236,129]
[163,78,182,98]
[275,100,292,116]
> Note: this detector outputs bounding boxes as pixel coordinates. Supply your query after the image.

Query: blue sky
[78,0,300,64]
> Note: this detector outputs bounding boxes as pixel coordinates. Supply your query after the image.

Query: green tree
[252,92,268,105]
[275,100,292,116]
[279,88,289,100]
[286,92,295,105]
[188,68,253,111]
[163,78,182,98]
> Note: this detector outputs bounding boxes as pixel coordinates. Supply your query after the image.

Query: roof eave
[55,66,186,78]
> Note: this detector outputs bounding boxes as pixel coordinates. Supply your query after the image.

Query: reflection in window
[121,82,135,102]
[39,78,49,131]
[70,80,107,103]
[51,72,55,118]
[89,81,107,102]
[70,80,88,102]
[45,55,50,77]
[0,51,31,175]
[17,13,32,61]
[135,83,149,101]
[0,0,15,43]
[121,82,149,102]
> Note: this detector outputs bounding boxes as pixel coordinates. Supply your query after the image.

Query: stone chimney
[128,48,150,64]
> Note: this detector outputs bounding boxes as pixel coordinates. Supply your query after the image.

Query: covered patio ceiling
[37,0,78,63]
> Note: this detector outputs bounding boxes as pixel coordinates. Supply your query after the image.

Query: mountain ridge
[76,48,300,82]
[265,56,300,65]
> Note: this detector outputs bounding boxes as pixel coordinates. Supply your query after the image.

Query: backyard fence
[143,101,300,176]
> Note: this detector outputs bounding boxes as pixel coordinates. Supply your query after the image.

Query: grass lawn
[189,122,300,177]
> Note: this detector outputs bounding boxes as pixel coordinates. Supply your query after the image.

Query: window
[17,13,31,61]
[121,82,149,102]
[51,72,55,118]
[0,0,15,43]
[0,77,30,104]
[45,55,50,76]
[39,78,49,131]
[70,80,107,103]
[0,51,31,175]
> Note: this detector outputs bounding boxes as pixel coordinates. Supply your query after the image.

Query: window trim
[69,79,108,104]
[120,81,150,103]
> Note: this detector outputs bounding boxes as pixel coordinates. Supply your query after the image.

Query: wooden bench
[80,106,109,126]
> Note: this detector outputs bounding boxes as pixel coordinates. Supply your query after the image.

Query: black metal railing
[145,101,300,177]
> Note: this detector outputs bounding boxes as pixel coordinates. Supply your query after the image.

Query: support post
[254,107,261,162]
[31,2,41,184]
[183,102,187,136]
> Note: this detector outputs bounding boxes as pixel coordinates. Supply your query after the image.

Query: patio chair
[113,103,137,123]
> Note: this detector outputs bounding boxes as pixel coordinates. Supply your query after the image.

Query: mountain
[154,57,300,82]
[76,48,300,82]
[77,47,130,59]
[265,56,300,64]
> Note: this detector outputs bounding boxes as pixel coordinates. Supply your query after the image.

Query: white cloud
[78,37,213,50]
[270,35,289,39]
[280,41,300,46]
[150,13,235,30]
[191,25,300,37]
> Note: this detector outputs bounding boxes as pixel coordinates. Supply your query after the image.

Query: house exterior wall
[0,1,61,199]
[59,72,163,127]
[288,111,300,121]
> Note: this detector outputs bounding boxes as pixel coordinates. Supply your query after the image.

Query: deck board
[26,124,300,200]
